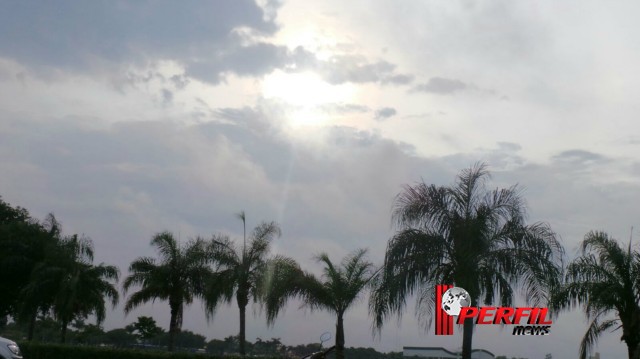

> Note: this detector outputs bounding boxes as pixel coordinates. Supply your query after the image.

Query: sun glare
[262,71,355,129]
[262,71,352,107]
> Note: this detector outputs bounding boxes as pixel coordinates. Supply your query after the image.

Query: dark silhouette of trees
[265,249,376,359]
[551,231,640,359]
[204,214,298,356]
[123,232,211,351]
[371,163,564,359]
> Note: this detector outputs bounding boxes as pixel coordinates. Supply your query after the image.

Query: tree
[370,163,564,359]
[550,231,640,359]
[265,249,377,359]
[105,328,137,347]
[206,338,227,355]
[123,232,211,351]
[72,322,106,345]
[0,198,51,325]
[127,316,163,343]
[204,214,295,356]
[1,213,61,340]
[46,235,120,343]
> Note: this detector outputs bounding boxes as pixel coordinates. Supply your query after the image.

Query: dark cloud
[0,1,276,66]
[552,149,607,164]
[374,107,397,121]
[316,55,410,85]
[161,89,173,104]
[285,47,413,86]
[328,126,381,147]
[411,76,503,98]
[413,77,468,94]
[441,142,526,173]
[0,3,414,87]
[185,41,415,87]
[170,74,190,89]
[212,105,277,134]
[186,42,290,84]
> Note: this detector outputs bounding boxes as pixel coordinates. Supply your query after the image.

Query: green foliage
[204,215,297,356]
[18,342,262,359]
[104,328,137,347]
[0,197,120,343]
[71,323,107,345]
[550,231,640,359]
[0,196,30,224]
[127,316,164,342]
[43,234,120,342]
[155,330,206,350]
[371,163,564,359]
[0,197,52,319]
[264,249,376,359]
[124,232,212,351]
[339,347,404,359]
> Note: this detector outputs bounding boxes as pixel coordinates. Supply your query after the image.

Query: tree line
[1,162,639,359]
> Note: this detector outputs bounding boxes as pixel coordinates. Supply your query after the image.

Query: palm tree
[370,163,564,359]
[204,214,292,356]
[550,231,640,359]
[9,214,62,341]
[123,232,211,351]
[264,249,377,359]
[31,234,120,343]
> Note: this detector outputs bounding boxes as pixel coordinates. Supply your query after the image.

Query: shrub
[18,342,282,359]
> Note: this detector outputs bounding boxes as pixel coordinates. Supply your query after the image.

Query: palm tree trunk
[169,304,179,352]
[461,296,477,359]
[624,311,640,359]
[336,312,345,359]
[60,318,68,343]
[239,303,247,356]
[461,316,474,359]
[27,310,37,341]
[627,340,640,359]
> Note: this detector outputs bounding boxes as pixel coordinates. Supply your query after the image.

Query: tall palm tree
[370,163,564,359]
[30,234,120,343]
[550,231,640,359]
[264,249,377,359]
[204,215,292,356]
[123,232,211,351]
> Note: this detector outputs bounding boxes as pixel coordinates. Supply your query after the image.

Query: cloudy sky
[2,1,640,357]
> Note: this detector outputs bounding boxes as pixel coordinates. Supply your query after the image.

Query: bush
[18,342,282,359]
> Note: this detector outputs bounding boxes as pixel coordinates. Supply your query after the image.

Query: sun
[262,71,355,129]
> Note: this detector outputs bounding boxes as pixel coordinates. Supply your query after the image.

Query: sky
[1,1,639,358]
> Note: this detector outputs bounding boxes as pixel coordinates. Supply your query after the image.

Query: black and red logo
[435,284,552,336]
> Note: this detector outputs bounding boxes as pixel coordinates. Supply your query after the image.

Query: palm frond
[251,221,281,243]
[208,234,240,268]
[370,228,450,330]
[449,161,490,217]
[376,163,565,338]
[203,269,236,322]
[579,317,620,359]
[151,231,179,265]
[262,255,305,326]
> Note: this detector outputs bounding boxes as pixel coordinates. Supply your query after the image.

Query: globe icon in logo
[441,287,471,316]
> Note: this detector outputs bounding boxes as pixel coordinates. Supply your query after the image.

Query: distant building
[403,346,495,359]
